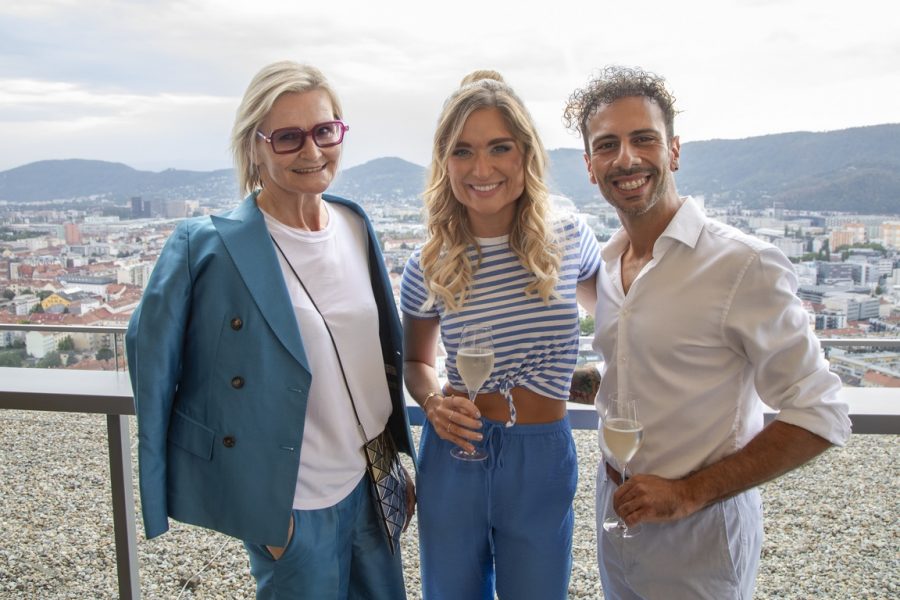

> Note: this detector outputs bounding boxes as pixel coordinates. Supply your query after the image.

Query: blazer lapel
[211,195,310,373]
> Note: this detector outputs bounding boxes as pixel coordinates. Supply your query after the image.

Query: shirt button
[222,436,236,448]
[230,317,243,330]
[231,376,245,389]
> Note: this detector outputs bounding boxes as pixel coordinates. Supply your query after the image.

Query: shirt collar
[600,196,705,261]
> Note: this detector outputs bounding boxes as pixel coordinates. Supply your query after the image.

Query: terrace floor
[1,411,896,599]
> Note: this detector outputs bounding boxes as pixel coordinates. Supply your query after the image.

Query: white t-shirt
[593,197,850,480]
[264,202,393,510]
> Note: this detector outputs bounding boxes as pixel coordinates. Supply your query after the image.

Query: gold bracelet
[423,391,442,411]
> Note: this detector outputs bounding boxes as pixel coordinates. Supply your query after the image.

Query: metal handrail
[818,338,900,348]
[2,323,897,346]
[0,323,126,334]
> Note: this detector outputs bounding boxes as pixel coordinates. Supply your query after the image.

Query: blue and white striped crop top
[400,214,601,408]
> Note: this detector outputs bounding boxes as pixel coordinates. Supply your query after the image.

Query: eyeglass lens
[270,122,345,153]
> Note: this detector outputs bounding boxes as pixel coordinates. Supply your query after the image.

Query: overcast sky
[1,0,897,174]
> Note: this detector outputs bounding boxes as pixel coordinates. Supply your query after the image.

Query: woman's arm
[402,314,443,406]
[403,314,482,453]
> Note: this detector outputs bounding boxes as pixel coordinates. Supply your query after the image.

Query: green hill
[2,124,898,214]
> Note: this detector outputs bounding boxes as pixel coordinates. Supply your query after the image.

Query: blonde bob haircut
[231,61,343,196]
[420,70,561,312]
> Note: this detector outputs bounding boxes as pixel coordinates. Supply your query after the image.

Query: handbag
[271,236,409,554]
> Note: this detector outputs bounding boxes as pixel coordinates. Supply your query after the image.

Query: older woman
[126,61,415,599]
[400,71,601,600]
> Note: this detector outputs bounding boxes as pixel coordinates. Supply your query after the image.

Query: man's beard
[602,166,669,217]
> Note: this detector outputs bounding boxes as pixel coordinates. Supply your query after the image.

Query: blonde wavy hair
[231,61,343,196]
[420,70,561,312]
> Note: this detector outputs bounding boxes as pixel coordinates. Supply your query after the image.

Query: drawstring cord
[499,376,517,427]
[480,420,506,555]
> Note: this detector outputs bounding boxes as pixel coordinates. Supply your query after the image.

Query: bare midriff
[445,385,567,424]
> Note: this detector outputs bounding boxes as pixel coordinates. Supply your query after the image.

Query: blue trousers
[596,466,763,599]
[244,474,407,600]
[417,417,577,600]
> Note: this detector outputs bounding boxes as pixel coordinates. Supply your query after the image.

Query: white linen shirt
[593,197,851,479]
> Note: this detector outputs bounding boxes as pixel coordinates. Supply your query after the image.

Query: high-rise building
[817,262,860,285]
[131,196,144,219]
[164,200,189,218]
[881,222,900,249]
[64,222,82,245]
[814,310,847,331]
[830,223,866,249]
[117,263,153,288]
[131,196,153,218]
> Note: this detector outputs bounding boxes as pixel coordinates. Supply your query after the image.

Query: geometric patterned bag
[364,429,408,555]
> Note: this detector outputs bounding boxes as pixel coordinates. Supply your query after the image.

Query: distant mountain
[2,124,899,214]
[0,159,235,202]
[676,124,900,212]
[547,148,601,204]
[330,156,426,203]
[0,156,427,206]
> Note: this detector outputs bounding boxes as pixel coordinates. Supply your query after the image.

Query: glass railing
[3,324,899,382]
[0,323,127,371]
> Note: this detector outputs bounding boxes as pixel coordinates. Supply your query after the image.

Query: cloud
[0,0,897,171]
[0,78,236,170]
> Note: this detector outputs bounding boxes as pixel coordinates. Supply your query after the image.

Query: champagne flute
[601,393,644,537]
[451,324,494,461]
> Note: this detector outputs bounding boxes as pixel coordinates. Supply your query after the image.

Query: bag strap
[270,235,370,443]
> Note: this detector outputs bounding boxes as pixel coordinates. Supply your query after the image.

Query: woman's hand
[425,393,483,454]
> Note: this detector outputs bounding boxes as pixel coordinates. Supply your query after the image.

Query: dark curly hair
[562,66,678,154]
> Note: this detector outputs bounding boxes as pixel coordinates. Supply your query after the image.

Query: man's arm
[615,420,833,526]
[615,248,848,527]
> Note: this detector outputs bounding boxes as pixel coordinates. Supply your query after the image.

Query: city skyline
[1,0,898,173]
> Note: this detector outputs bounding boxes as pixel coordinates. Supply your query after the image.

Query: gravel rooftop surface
[1,411,897,599]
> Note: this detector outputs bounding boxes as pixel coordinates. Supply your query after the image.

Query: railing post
[107,414,140,599]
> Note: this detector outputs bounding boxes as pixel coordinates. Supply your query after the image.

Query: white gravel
[1,411,897,599]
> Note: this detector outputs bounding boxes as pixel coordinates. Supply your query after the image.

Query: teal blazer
[126,192,414,546]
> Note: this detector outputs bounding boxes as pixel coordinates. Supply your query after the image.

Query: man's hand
[569,365,601,405]
[612,474,701,527]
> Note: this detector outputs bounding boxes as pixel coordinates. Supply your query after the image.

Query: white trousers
[595,466,763,600]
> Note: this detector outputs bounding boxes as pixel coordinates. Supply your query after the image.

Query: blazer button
[222,436,236,448]
[230,317,243,330]
[231,376,245,389]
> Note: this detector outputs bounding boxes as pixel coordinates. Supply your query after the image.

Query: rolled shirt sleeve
[723,247,851,446]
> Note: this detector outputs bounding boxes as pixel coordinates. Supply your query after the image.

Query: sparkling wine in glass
[601,394,644,537]
[451,324,494,461]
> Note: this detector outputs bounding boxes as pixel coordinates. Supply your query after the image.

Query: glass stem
[620,461,628,530]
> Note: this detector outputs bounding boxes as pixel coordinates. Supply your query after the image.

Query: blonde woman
[401,71,601,600]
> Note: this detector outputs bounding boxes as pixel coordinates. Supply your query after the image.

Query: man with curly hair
[564,66,851,599]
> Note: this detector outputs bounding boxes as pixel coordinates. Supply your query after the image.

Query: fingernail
[475,412,481,418]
